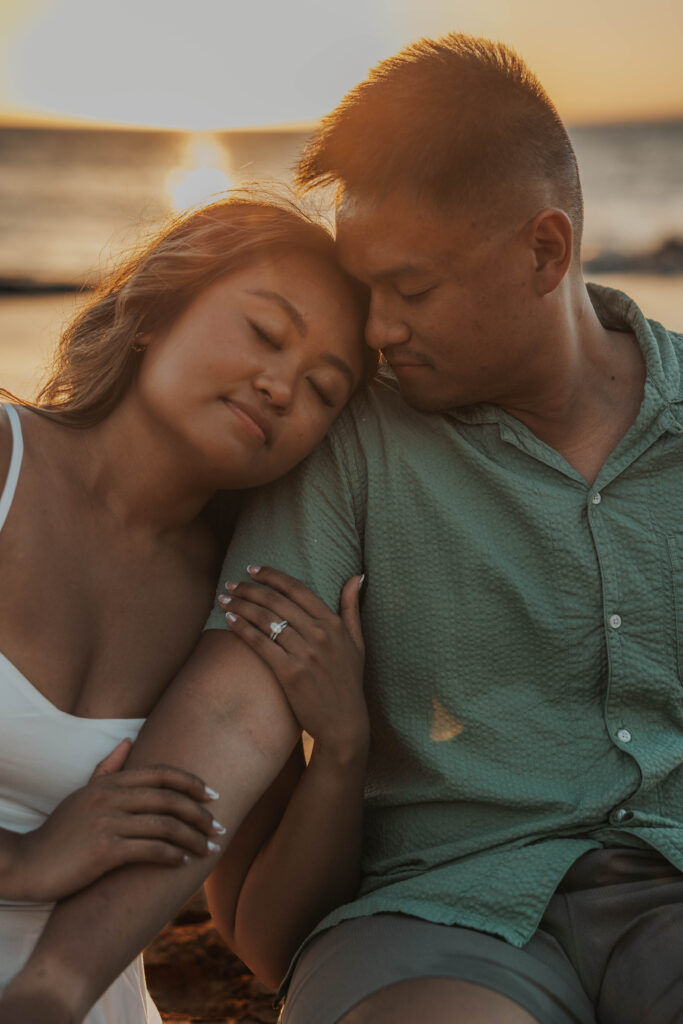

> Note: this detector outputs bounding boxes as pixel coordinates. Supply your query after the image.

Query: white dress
[0,405,162,1023]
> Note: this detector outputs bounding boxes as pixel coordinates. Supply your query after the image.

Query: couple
[2,32,683,1024]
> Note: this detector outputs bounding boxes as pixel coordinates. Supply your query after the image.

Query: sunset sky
[1,0,682,128]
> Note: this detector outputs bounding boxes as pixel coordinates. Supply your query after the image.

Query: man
[3,33,682,1024]
[207,34,683,1023]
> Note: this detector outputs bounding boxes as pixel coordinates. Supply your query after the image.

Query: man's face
[336,191,543,412]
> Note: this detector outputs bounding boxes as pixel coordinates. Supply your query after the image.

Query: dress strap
[0,406,24,534]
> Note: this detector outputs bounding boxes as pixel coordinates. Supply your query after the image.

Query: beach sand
[145,891,280,1024]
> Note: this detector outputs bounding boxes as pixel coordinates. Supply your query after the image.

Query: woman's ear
[528,208,573,296]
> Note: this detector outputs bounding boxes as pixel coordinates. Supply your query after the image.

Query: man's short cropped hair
[297,33,584,256]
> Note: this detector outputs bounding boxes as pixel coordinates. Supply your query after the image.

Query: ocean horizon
[1,118,681,397]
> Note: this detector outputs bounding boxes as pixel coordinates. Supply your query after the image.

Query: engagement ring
[269,619,288,643]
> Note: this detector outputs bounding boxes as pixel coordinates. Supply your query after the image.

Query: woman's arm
[205,565,369,988]
[0,741,221,903]
[0,629,299,1024]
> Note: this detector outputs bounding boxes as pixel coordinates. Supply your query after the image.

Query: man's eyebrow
[372,262,431,282]
[320,353,356,388]
[246,289,307,336]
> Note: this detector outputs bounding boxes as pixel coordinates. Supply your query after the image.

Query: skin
[0,249,365,1010]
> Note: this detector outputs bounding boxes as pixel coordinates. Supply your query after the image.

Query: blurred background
[1,0,682,399]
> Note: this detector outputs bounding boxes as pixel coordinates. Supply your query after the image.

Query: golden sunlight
[166,137,233,211]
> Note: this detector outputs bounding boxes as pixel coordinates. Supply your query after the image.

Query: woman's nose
[254,370,294,409]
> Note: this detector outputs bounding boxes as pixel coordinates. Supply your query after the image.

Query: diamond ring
[269,619,288,643]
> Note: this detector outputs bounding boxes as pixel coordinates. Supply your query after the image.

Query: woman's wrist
[309,720,370,771]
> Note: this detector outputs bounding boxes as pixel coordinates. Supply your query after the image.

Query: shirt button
[616,728,632,743]
[610,807,633,825]
[609,614,622,629]
[591,492,602,505]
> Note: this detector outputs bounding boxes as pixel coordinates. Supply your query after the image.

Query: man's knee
[339,978,541,1024]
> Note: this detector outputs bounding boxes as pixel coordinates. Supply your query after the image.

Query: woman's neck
[63,400,218,537]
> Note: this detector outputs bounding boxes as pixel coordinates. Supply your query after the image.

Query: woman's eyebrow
[246,289,307,336]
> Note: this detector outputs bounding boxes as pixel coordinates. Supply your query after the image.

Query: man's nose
[365,296,411,350]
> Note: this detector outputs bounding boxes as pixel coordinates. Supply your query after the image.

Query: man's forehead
[336,192,453,273]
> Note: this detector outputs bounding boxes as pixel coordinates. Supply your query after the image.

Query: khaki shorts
[280,848,683,1024]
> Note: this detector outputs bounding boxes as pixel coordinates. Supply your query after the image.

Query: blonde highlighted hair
[3,191,361,427]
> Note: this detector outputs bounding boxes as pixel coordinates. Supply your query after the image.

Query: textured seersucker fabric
[205,284,683,960]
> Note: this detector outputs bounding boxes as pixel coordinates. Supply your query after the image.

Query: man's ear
[527,208,573,296]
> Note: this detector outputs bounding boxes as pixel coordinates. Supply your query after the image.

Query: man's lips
[222,398,272,444]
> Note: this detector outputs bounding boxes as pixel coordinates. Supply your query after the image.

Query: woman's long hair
[2,191,359,427]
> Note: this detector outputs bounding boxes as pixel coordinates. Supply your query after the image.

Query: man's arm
[0,630,299,1024]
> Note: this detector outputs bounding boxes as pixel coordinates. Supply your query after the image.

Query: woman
[0,192,371,1022]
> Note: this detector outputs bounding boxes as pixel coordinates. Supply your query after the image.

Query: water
[0,120,681,396]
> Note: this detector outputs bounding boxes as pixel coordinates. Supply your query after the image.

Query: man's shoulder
[332,373,433,448]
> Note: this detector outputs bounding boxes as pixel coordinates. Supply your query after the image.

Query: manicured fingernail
[183,854,192,864]
[212,819,226,835]
[226,611,238,623]
[207,840,221,853]
[218,594,231,606]
[358,574,366,590]
[225,581,238,592]
[204,785,220,800]
[247,564,262,574]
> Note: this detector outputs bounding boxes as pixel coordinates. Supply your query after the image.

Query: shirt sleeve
[204,406,367,631]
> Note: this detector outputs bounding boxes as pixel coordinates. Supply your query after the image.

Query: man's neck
[500,283,646,485]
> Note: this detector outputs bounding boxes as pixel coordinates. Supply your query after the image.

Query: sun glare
[166,138,233,211]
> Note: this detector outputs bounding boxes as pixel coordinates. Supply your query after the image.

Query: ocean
[1,119,682,396]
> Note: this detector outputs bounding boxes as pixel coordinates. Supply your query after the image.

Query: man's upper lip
[384,354,431,368]
[225,398,273,443]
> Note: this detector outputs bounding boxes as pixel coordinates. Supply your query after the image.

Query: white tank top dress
[0,405,162,1023]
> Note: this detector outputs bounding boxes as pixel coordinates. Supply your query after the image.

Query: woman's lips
[222,399,269,444]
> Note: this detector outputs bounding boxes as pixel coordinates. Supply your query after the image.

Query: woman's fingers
[114,764,218,803]
[225,611,296,670]
[108,784,222,836]
[110,836,223,871]
[219,584,308,638]
[91,738,132,777]
[116,813,222,858]
[339,575,365,654]
[245,564,334,618]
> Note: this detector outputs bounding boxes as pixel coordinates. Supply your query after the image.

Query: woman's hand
[218,565,368,762]
[9,739,224,903]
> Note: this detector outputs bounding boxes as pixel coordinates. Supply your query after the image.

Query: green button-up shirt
[206,284,683,949]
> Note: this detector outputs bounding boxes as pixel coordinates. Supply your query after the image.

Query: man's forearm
[0,631,298,1022]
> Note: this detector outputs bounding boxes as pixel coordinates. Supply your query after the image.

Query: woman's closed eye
[307,377,336,408]
[397,285,435,303]
[249,320,281,349]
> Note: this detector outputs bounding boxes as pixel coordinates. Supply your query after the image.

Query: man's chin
[397,383,457,413]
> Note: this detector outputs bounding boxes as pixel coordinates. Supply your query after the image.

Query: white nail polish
[358,574,366,590]
[218,595,231,605]
[204,785,220,800]
[212,819,227,835]
[207,840,221,853]
[247,564,262,574]
[226,611,238,623]
[183,854,192,864]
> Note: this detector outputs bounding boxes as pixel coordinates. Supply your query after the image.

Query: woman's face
[137,250,366,489]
